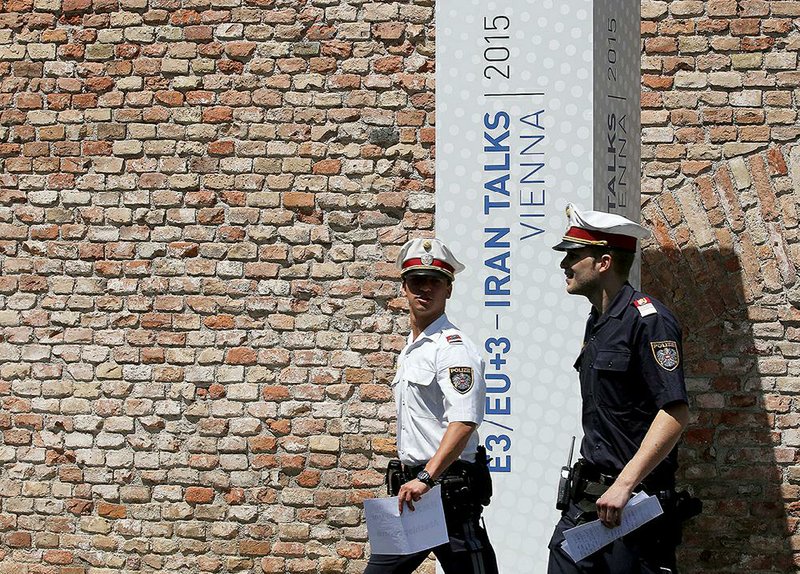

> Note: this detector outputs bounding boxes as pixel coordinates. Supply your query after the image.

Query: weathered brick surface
[641,2,800,572]
[0,1,797,573]
[0,0,432,572]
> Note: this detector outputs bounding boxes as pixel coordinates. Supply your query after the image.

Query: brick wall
[0,0,797,573]
[640,1,800,572]
[0,0,434,572]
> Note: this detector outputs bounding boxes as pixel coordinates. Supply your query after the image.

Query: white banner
[435,1,640,571]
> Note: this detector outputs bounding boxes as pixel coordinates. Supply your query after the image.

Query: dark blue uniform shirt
[576,283,688,487]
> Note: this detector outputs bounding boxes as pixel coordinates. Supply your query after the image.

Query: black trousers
[547,501,679,574]
[364,506,498,574]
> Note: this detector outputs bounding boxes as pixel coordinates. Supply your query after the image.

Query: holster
[383,447,493,510]
[472,445,493,506]
[674,490,703,522]
[386,459,405,496]
[567,459,701,533]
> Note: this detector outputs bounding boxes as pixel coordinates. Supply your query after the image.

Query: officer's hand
[595,482,632,528]
[397,479,431,514]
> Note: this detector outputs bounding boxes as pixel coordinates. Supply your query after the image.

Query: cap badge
[421,253,433,265]
[422,240,432,251]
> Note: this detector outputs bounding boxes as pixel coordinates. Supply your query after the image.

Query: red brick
[86,77,114,93]
[240,540,271,556]
[373,22,405,40]
[249,435,278,452]
[645,37,677,53]
[155,91,184,106]
[66,499,93,515]
[82,141,112,155]
[204,315,235,330]
[202,107,233,123]
[207,140,234,155]
[184,25,213,41]
[7,531,32,547]
[71,94,97,109]
[328,74,361,89]
[48,173,75,189]
[170,9,200,25]
[225,347,257,365]
[373,56,404,74]
[43,549,74,564]
[283,192,315,209]
[321,40,351,59]
[185,486,214,504]
[767,147,788,176]
[730,18,760,35]
[261,557,286,573]
[217,60,244,74]
[681,160,712,176]
[224,487,245,505]
[140,313,171,329]
[397,110,425,126]
[0,144,20,157]
[7,0,33,9]
[62,0,91,11]
[97,502,126,519]
[226,42,257,59]
[312,159,340,175]
[642,75,673,90]
[750,155,778,221]
[306,25,336,41]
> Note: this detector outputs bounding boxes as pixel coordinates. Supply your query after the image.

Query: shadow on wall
[643,243,795,573]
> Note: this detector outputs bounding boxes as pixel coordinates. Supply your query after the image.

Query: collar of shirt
[589,282,635,330]
[406,312,450,347]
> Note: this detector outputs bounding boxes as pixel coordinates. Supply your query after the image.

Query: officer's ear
[596,252,614,274]
[446,280,453,299]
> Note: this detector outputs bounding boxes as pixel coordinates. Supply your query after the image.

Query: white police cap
[396,238,465,281]
[553,203,651,253]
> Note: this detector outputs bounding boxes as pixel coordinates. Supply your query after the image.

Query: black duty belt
[574,461,617,487]
[564,458,701,525]
[386,447,493,507]
[574,459,675,493]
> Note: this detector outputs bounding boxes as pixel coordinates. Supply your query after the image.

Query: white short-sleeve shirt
[392,313,486,466]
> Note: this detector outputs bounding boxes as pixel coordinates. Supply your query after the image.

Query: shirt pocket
[591,349,631,372]
[403,365,444,420]
[591,349,634,411]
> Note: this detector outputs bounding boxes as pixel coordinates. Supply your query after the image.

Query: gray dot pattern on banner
[435,0,596,572]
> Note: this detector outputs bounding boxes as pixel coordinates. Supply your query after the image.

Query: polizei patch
[449,367,474,394]
[651,341,680,371]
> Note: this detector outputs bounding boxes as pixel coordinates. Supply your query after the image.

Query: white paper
[364,485,449,556]
[560,492,663,563]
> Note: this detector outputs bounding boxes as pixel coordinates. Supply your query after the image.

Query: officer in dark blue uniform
[547,205,690,574]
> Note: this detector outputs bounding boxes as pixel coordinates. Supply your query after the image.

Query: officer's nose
[559,254,569,269]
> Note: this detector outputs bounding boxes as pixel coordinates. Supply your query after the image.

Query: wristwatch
[416,470,436,487]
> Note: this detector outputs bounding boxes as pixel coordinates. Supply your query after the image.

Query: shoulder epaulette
[632,296,658,317]
[445,333,463,345]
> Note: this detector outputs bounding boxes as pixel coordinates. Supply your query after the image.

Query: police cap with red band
[396,238,465,281]
[552,203,651,253]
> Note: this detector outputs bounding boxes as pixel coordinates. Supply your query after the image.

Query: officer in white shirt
[364,238,498,574]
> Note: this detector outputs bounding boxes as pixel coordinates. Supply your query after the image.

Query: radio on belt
[556,436,576,511]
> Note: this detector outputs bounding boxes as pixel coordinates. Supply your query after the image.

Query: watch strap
[416,470,435,487]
